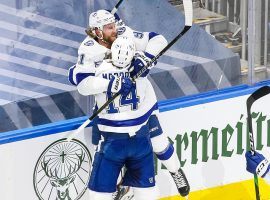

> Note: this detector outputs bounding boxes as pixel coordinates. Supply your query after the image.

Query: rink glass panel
[0,0,268,132]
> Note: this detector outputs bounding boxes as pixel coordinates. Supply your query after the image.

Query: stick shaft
[68,0,193,141]
[111,0,125,14]
[246,85,270,200]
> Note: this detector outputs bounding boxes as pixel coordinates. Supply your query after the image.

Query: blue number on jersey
[120,87,140,110]
[107,92,119,113]
[117,27,126,35]
[133,31,144,39]
[78,54,85,65]
[107,87,140,113]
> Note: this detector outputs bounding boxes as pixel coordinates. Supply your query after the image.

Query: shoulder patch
[117,27,126,35]
[84,40,94,46]
[133,31,144,39]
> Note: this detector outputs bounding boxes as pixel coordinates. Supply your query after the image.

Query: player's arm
[77,76,110,96]
[68,38,113,96]
[118,26,167,56]
[68,54,110,95]
[144,31,168,57]
[70,63,133,97]
[119,26,167,78]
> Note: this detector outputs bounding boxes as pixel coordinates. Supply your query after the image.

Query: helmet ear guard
[111,37,136,69]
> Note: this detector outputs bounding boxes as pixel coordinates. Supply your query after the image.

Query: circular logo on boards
[33,139,92,200]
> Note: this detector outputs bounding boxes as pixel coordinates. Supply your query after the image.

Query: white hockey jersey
[68,25,168,134]
[94,60,158,134]
[68,25,168,86]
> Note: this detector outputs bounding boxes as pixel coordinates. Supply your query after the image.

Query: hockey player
[245,151,270,184]
[86,36,159,200]
[68,9,190,198]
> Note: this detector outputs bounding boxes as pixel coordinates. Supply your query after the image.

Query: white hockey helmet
[111,37,136,69]
[89,10,115,30]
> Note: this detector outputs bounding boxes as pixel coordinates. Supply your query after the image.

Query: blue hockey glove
[245,151,270,177]
[128,51,156,78]
[108,76,134,96]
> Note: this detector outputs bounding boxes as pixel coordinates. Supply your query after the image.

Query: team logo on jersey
[84,40,94,46]
[94,61,102,68]
[33,139,92,200]
[133,31,144,39]
[117,27,126,35]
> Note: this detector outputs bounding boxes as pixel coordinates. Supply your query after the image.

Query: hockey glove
[129,51,156,78]
[245,151,270,177]
[108,76,134,97]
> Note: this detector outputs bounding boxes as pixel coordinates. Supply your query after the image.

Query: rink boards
[0,83,270,200]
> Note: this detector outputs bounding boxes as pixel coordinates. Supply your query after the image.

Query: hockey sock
[156,144,180,173]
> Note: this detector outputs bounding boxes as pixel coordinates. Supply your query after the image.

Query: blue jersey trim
[107,76,115,94]
[145,52,155,59]
[0,81,270,145]
[98,103,158,127]
[76,72,95,84]
[148,32,159,40]
[68,66,76,85]
[156,144,174,160]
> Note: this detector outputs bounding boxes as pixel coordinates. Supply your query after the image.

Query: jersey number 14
[107,87,140,113]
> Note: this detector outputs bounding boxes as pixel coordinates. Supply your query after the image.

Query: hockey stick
[67,0,193,142]
[111,0,125,14]
[246,85,270,200]
[132,0,193,80]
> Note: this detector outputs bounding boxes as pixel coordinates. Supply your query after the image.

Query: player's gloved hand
[245,151,270,177]
[128,51,156,79]
[108,76,134,96]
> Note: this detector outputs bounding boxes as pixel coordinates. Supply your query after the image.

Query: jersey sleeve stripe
[68,65,76,86]
[76,72,95,84]
[148,32,159,40]
[98,103,158,127]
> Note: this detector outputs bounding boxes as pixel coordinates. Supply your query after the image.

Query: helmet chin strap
[96,27,111,45]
